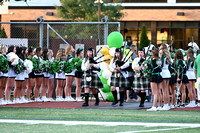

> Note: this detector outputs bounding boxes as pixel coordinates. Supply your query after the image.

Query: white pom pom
[24,59,33,74]
[11,59,19,66]
[107,77,111,86]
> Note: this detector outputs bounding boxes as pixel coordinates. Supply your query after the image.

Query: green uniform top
[194,54,200,78]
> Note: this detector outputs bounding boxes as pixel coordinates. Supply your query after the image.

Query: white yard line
[0,119,200,128]
[119,127,192,133]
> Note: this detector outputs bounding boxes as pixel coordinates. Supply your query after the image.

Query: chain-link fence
[0,22,120,56]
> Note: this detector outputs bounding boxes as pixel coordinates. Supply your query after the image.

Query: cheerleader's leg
[169,83,176,106]
[91,88,99,106]
[5,78,15,101]
[26,78,34,100]
[75,77,82,99]
[34,77,42,99]
[47,78,54,99]
[180,83,186,105]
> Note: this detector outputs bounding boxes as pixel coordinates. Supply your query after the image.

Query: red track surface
[0,101,111,108]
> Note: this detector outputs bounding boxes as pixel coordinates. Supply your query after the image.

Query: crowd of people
[0,43,200,111]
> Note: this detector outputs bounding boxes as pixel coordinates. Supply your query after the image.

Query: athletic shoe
[126,99,132,103]
[0,100,7,105]
[161,105,170,111]
[20,98,29,103]
[5,100,14,104]
[68,96,76,102]
[197,103,200,107]
[27,99,34,103]
[35,98,43,102]
[112,100,118,106]
[56,97,64,102]
[76,97,84,102]
[139,103,144,107]
[170,105,175,109]
[156,106,162,111]
[185,103,196,108]
[13,99,24,104]
[146,107,157,111]
[48,98,55,102]
[178,104,185,108]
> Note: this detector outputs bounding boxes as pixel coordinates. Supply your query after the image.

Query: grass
[0,107,200,133]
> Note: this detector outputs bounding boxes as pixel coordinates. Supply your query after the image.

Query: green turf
[0,107,200,133]
[0,107,199,123]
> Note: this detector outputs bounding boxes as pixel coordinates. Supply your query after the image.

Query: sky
[9,0,61,6]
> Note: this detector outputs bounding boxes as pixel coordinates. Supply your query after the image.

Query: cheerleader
[0,45,8,105]
[74,48,84,101]
[5,46,17,104]
[81,48,103,107]
[147,48,163,111]
[41,48,50,102]
[159,44,171,110]
[186,48,196,107]
[55,48,66,101]
[109,48,130,106]
[168,62,176,109]
[13,47,26,103]
[64,46,76,102]
[33,47,43,102]
[26,47,35,102]
[19,47,29,103]
[47,49,55,101]
[174,50,189,108]
[132,48,150,107]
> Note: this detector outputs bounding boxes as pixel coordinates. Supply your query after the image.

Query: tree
[56,0,124,22]
[139,24,150,49]
[0,28,8,38]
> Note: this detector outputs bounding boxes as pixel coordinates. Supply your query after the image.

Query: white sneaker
[65,96,76,102]
[147,107,157,111]
[197,103,200,107]
[42,97,50,102]
[170,105,175,109]
[0,100,7,105]
[56,97,64,102]
[27,99,34,103]
[161,105,170,111]
[48,98,55,102]
[35,98,43,102]
[13,99,24,104]
[76,97,84,102]
[156,106,162,111]
[5,100,14,104]
[20,98,29,103]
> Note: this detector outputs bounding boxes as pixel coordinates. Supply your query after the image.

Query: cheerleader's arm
[93,63,100,69]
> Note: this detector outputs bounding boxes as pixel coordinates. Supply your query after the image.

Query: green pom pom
[13,59,25,74]
[74,59,83,72]
[0,56,9,73]
[63,62,74,73]
[106,92,114,101]
[100,76,108,84]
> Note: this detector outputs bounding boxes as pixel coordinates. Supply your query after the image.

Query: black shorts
[75,71,84,79]
[29,72,35,78]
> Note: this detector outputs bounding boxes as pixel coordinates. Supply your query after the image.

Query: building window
[176,0,200,3]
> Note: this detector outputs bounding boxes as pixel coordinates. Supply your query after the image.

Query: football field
[0,107,200,133]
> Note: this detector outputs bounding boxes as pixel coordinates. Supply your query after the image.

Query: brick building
[1,0,200,49]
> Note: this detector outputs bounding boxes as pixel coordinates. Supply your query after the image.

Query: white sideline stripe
[119,127,191,133]
[0,119,200,128]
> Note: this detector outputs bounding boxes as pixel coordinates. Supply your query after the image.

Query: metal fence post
[39,22,43,48]
[47,24,49,48]
[118,22,120,32]
[104,22,108,45]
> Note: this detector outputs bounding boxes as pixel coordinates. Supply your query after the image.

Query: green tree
[139,24,150,49]
[0,28,8,38]
[56,0,124,22]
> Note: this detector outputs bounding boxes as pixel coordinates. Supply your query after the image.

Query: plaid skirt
[110,72,130,88]
[132,76,150,90]
[81,72,103,89]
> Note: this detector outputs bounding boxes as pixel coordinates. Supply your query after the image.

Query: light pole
[95,0,103,45]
